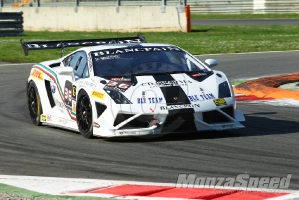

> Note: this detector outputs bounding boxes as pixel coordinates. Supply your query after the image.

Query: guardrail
[187,0,299,14]
[0,11,23,36]
[1,0,298,14]
[0,0,186,7]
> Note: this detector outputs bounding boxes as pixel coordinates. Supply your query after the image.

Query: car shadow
[191,29,210,33]
[105,112,299,143]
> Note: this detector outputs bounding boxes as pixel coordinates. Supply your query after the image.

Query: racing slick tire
[27,81,43,126]
[76,90,93,139]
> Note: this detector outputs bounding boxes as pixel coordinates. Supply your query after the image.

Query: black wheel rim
[28,87,38,120]
[77,95,92,133]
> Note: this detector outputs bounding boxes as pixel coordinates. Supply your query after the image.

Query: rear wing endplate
[20,33,147,56]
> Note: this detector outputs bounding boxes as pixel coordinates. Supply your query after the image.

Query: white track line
[0,175,299,199]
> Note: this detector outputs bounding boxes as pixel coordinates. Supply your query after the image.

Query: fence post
[0,0,3,12]
[185,4,190,32]
[161,0,166,13]
[75,0,79,12]
[177,0,185,12]
[116,0,120,13]
[35,0,40,13]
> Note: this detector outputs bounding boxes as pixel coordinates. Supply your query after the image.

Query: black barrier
[0,12,24,36]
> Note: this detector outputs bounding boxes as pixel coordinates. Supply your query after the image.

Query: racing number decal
[104,81,130,92]
[106,81,118,87]
[118,83,130,90]
[64,80,73,108]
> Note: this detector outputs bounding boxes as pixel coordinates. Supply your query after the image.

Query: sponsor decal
[188,95,200,102]
[122,77,131,82]
[141,80,192,88]
[72,101,76,113]
[54,98,66,113]
[111,77,122,82]
[214,98,227,106]
[59,117,67,124]
[99,55,120,60]
[111,77,131,82]
[50,85,56,94]
[191,73,207,77]
[78,80,96,88]
[137,97,163,104]
[27,39,143,49]
[72,85,76,99]
[119,131,139,135]
[91,90,105,100]
[41,114,46,122]
[92,46,182,57]
[200,92,215,100]
[176,174,292,190]
[142,91,146,96]
[104,81,130,92]
[30,68,43,81]
[160,104,200,110]
[47,115,52,121]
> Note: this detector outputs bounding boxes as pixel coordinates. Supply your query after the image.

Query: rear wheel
[76,90,93,138]
[27,81,42,126]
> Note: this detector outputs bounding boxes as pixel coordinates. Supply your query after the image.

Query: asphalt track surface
[191,18,299,26]
[0,51,299,190]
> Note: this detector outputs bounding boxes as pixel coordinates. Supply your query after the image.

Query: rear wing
[20,33,147,56]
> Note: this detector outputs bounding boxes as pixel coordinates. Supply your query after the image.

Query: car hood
[93,71,226,106]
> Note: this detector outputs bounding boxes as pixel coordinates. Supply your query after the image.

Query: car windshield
[91,46,209,77]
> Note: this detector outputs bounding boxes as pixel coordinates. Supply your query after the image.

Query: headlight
[218,81,231,98]
[104,89,131,104]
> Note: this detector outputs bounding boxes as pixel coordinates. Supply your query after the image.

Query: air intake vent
[114,114,151,128]
[45,80,55,108]
[202,109,231,124]
[95,102,107,118]
[162,113,196,132]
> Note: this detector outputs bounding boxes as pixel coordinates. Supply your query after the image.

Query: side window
[185,54,206,71]
[63,54,75,67]
[74,51,88,78]
[82,64,90,78]
[187,59,199,71]
[68,52,83,70]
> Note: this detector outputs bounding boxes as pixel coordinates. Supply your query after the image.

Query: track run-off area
[0,50,299,199]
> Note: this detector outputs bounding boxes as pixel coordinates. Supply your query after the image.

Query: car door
[52,51,88,120]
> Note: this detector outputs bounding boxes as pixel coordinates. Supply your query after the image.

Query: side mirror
[56,66,75,81]
[204,59,218,68]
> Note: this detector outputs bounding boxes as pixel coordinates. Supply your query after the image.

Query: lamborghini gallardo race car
[22,34,245,138]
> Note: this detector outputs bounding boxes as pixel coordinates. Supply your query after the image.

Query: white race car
[22,34,245,138]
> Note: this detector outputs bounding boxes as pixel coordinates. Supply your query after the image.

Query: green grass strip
[2,24,299,63]
[231,80,248,86]
[191,13,299,19]
[0,183,115,200]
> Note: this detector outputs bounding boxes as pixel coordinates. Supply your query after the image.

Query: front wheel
[76,90,93,138]
[27,81,42,126]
